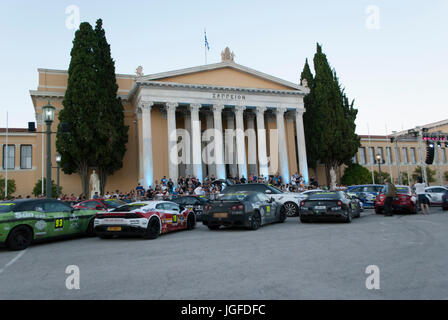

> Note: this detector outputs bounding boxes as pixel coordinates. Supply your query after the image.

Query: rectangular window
[377,147,384,162]
[352,154,357,164]
[395,147,401,164]
[20,145,32,169]
[402,147,408,164]
[2,145,15,169]
[442,149,447,164]
[359,147,366,165]
[368,147,375,164]
[386,147,393,164]
[410,148,417,164]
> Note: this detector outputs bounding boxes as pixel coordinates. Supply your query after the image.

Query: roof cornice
[138,61,305,91]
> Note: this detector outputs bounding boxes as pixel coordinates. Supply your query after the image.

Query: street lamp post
[43,101,55,199]
[55,154,61,198]
[375,153,385,184]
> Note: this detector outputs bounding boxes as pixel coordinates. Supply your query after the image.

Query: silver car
[424,186,448,206]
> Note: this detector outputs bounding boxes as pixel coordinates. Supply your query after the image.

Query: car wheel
[208,225,220,230]
[250,212,261,230]
[283,202,299,217]
[443,206,448,211]
[344,209,352,223]
[6,226,33,251]
[86,218,96,237]
[300,217,309,223]
[278,207,287,223]
[375,207,383,215]
[187,214,196,230]
[143,217,160,240]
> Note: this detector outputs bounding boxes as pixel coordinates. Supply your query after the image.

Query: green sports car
[0,199,97,251]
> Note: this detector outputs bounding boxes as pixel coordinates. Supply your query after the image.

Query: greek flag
[204,30,210,50]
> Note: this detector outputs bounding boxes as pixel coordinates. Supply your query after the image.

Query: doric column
[190,104,203,182]
[139,101,154,188]
[235,105,247,179]
[276,106,290,183]
[205,111,215,178]
[295,105,309,184]
[225,111,238,178]
[246,112,258,176]
[213,104,226,179]
[183,111,192,177]
[166,102,178,184]
[255,106,269,180]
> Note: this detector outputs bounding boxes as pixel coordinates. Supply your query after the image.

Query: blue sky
[0,0,447,134]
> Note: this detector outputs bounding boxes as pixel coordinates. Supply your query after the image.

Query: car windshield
[217,193,250,201]
[307,192,340,200]
[103,199,126,208]
[0,202,17,213]
[396,187,409,194]
[110,203,148,212]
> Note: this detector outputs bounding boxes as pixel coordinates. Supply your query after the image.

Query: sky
[0,0,447,135]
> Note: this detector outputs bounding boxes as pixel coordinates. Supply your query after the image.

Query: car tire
[6,225,33,251]
[375,207,383,215]
[278,207,287,223]
[443,206,448,211]
[300,217,309,223]
[208,225,220,230]
[186,214,196,230]
[250,212,261,230]
[143,217,160,240]
[86,219,96,237]
[344,209,352,223]
[283,202,299,217]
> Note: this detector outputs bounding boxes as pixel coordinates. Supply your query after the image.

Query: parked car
[0,199,96,250]
[220,183,306,217]
[94,201,196,239]
[202,191,286,230]
[170,196,208,221]
[424,186,448,206]
[345,184,383,208]
[299,191,361,223]
[442,193,448,211]
[374,185,417,214]
[73,198,126,211]
[345,192,365,212]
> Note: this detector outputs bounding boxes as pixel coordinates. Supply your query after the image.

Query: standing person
[383,181,397,217]
[414,177,430,215]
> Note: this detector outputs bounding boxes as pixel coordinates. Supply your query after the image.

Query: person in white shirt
[413,177,429,214]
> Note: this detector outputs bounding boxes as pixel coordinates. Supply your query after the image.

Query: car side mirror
[265,190,272,194]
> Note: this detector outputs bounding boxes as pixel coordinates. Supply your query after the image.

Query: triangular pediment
[139,62,303,92]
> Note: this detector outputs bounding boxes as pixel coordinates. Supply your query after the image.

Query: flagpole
[385,123,393,183]
[367,123,375,184]
[204,28,207,65]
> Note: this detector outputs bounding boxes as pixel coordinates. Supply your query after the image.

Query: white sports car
[220,183,306,217]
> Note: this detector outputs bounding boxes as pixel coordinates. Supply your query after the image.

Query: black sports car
[299,191,361,223]
[170,196,208,221]
[202,191,286,230]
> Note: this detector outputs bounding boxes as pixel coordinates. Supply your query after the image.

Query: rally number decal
[55,218,64,229]
[172,214,178,224]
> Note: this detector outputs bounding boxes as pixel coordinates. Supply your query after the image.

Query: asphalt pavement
[1,208,447,300]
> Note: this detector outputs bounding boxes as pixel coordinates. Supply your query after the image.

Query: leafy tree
[412,166,436,183]
[401,172,410,185]
[56,22,100,197]
[341,163,371,186]
[444,171,448,182]
[0,176,16,199]
[93,19,129,195]
[373,170,390,185]
[32,178,60,198]
[301,44,360,184]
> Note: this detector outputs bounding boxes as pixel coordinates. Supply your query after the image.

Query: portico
[132,49,310,187]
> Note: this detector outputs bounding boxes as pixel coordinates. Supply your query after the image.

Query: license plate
[314,206,326,210]
[214,212,228,218]
[108,226,122,231]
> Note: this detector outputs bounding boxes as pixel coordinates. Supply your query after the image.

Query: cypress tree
[93,19,129,194]
[56,22,99,197]
[301,43,360,185]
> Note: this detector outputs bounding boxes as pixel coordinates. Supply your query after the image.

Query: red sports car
[73,198,126,211]
[94,200,196,239]
[374,185,417,214]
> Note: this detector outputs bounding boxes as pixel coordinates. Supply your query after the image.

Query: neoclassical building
[2,48,311,196]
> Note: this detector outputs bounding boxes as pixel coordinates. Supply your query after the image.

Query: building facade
[1,49,312,197]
